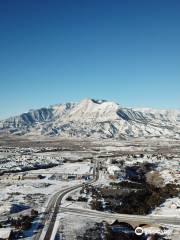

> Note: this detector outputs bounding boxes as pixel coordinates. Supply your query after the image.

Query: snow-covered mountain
[1,98,180,139]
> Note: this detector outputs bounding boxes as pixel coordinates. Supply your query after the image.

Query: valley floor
[0,137,179,240]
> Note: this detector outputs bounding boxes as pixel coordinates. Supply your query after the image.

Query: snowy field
[28,161,93,176]
[56,212,180,240]
[0,161,93,218]
[151,197,180,217]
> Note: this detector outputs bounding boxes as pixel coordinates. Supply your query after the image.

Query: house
[107,165,120,177]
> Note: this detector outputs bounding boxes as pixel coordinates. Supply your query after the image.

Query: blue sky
[0,0,180,119]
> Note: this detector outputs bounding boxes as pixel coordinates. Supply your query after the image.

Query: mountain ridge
[1,98,180,139]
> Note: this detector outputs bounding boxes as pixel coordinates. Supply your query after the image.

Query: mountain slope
[0,98,180,139]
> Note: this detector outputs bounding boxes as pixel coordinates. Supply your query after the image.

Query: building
[107,165,121,177]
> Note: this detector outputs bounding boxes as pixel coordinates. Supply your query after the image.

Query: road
[60,207,180,226]
[35,160,99,240]
[36,184,83,240]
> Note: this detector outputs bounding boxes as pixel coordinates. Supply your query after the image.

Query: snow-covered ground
[151,197,180,217]
[0,178,82,216]
[28,161,93,176]
[57,212,97,240]
[0,161,93,218]
[56,212,180,240]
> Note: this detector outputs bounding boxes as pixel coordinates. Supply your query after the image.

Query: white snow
[151,197,180,217]
[0,228,12,239]
[107,165,120,175]
[1,98,180,139]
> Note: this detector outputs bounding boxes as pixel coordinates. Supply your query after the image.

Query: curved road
[35,160,99,240]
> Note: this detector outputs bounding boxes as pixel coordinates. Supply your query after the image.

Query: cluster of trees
[125,162,157,183]
[89,163,179,215]
[110,181,144,189]
[73,162,179,215]
[66,195,87,202]
[91,182,179,215]
[8,209,38,230]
